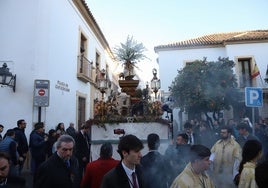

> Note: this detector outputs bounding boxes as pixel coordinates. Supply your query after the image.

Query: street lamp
[0,63,16,92]
[97,69,108,100]
[151,68,161,100]
[96,69,108,121]
[145,81,149,100]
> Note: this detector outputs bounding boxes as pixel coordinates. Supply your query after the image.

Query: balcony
[77,55,93,83]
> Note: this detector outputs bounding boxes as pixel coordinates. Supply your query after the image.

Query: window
[95,52,100,69]
[77,32,92,82]
[78,96,86,128]
[95,52,101,83]
[238,58,252,87]
[185,61,195,66]
[184,59,197,66]
[80,34,87,54]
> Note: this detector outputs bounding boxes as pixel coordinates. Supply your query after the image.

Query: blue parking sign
[245,87,263,107]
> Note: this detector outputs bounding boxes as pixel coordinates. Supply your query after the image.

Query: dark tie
[84,133,89,149]
[132,172,138,188]
[65,160,70,168]
[189,135,192,144]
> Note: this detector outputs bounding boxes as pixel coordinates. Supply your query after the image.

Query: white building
[0,0,119,136]
[154,30,268,130]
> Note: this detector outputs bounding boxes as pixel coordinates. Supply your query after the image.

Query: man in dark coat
[74,123,90,181]
[66,123,77,139]
[0,152,26,188]
[236,122,259,148]
[141,133,171,188]
[29,122,47,178]
[165,133,191,182]
[183,122,197,145]
[13,119,29,174]
[101,134,145,188]
[0,129,19,176]
[34,135,80,188]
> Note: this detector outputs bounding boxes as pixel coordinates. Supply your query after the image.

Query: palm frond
[113,35,147,64]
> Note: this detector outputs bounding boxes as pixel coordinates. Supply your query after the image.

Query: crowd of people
[0,119,91,187]
[0,116,268,187]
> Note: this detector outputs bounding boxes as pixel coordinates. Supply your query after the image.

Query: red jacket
[80,157,119,188]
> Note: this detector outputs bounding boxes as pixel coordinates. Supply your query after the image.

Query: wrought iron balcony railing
[77,55,93,82]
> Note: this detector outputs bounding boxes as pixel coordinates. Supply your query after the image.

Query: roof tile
[154,30,268,50]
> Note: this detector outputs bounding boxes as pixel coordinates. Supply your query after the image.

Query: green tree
[169,57,238,119]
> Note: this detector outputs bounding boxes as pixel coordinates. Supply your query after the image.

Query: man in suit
[66,122,77,139]
[166,133,191,182]
[34,135,80,188]
[101,134,145,188]
[183,122,197,145]
[236,122,259,148]
[74,124,90,182]
[141,133,170,188]
[255,159,268,188]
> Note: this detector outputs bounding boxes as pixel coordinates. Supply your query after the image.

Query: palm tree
[114,35,147,80]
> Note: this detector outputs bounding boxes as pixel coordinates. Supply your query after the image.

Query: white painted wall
[0,0,114,138]
[226,43,268,87]
[158,47,226,91]
[156,41,268,131]
[90,122,169,161]
[157,42,268,95]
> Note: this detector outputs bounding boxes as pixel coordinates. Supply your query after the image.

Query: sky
[86,0,268,81]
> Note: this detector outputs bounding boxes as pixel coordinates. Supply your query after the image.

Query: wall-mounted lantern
[0,63,16,92]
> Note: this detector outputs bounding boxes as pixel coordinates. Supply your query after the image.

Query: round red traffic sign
[38,89,45,96]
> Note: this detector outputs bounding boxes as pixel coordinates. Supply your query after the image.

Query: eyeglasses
[0,165,8,171]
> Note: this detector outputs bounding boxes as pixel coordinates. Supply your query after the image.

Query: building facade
[0,0,119,136]
[154,30,268,129]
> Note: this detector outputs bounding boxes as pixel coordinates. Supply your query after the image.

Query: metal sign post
[245,87,263,135]
[33,80,50,122]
